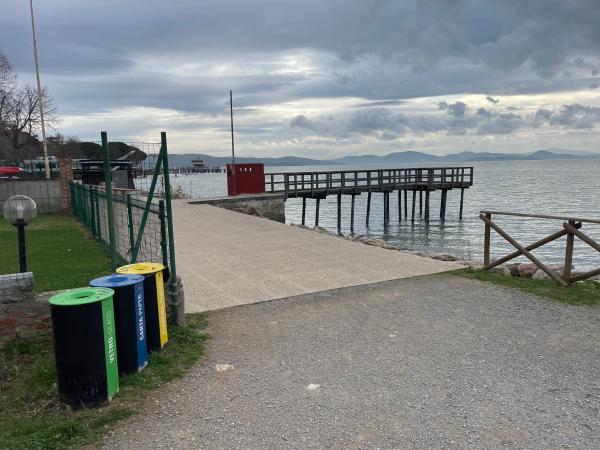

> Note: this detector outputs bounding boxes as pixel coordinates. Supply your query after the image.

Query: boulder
[431,254,461,262]
[532,269,550,280]
[490,266,512,277]
[506,263,521,277]
[517,263,539,278]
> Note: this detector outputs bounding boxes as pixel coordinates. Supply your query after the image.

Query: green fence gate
[71,131,180,321]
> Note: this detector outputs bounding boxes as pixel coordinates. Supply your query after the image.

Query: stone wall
[0,179,62,213]
[0,273,51,347]
[191,194,286,223]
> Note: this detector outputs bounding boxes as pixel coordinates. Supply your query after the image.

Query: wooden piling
[440,189,448,221]
[350,194,356,233]
[398,190,402,222]
[403,189,408,218]
[419,190,423,215]
[411,190,416,222]
[366,191,372,226]
[337,193,342,234]
[384,192,390,225]
[302,197,306,226]
[315,197,320,226]
[425,190,430,222]
[459,188,465,220]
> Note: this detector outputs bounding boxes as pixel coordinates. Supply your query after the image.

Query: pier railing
[265,167,473,197]
[480,211,600,286]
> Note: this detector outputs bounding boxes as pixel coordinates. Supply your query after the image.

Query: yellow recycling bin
[116,262,168,351]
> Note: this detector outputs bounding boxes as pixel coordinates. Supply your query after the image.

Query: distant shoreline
[167,149,600,168]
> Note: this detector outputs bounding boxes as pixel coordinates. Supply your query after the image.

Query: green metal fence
[70,131,179,319]
[70,183,170,267]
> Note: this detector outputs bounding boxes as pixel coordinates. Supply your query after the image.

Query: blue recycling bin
[90,274,147,374]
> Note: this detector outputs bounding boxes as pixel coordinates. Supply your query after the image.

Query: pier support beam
[419,191,423,215]
[315,198,320,227]
[350,194,356,233]
[459,188,465,220]
[425,190,430,222]
[398,190,402,222]
[411,190,416,223]
[404,189,408,218]
[337,193,342,234]
[384,192,390,225]
[440,189,448,222]
[302,197,306,226]
[366,192,372,226]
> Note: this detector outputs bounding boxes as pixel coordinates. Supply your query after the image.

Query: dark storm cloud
[1,0,599,146]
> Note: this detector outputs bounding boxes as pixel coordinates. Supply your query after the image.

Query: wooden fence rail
[480,210,600,286]
[265,167,474,197]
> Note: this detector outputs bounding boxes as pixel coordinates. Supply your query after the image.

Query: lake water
[167,159,600,270]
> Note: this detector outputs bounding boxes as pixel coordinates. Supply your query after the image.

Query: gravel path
[102,275,600,449]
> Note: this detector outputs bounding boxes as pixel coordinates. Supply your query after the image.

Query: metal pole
[101,131,118,270]
[160,132,180,323]
[159,200,168,268]
[230,90,235,166]
[29,0,50,179]
[17,222,27,272]
[126,194,135,260]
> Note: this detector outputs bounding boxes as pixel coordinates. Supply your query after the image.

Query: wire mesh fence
[70,135,177,279]
[70,183,170,267]
[0,210,111,292]
[0,132,178,303]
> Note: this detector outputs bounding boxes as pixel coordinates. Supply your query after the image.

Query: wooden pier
[264,167,473,231]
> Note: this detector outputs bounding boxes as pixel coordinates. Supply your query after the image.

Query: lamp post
[2,195,37,272]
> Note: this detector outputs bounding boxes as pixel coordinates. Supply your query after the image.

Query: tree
[0,50,57,159]
[0,51,15,90]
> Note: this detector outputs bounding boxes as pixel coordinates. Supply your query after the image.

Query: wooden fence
[480,211,600,286]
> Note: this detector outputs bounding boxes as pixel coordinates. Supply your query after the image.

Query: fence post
[484,212,491,266]
[90,185,96,237]
[126,194,135,261]
[101,131,118,271]
[160,132,181,324]
[159,200,168,268]
[95,187,102,240]
[564,220,575,284]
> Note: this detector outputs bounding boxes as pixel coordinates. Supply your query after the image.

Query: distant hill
[167,149,600,168]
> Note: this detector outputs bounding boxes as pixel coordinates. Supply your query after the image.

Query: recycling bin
[90,274,148,374]
[49,287,119,409]
[116,262,168,352]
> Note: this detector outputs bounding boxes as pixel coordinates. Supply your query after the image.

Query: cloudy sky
[2,0,600,156]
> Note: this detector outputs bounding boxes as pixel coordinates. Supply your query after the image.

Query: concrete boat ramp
[172,201,460,312]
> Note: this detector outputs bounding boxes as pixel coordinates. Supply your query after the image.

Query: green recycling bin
[116,262,168,352]
[49,287,119,409]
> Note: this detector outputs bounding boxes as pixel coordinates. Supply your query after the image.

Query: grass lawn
[0,214,111,292]
[0,314,208,450]
[456,268,600,306]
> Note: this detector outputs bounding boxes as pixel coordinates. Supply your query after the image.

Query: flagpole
[230,90,235,166]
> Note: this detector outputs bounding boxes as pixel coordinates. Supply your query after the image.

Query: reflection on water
[171,159,600,270]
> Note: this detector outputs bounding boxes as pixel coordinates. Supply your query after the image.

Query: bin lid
[49,287,114,306]
[116,262,165,275]
[90,274,145,288]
